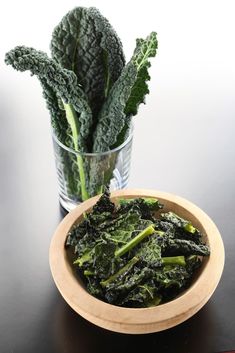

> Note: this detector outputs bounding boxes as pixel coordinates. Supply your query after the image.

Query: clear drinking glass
[52,126,133,211]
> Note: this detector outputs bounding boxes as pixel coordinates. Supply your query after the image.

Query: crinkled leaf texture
[66,191,209,307]
[40,79,81,194]
[92,32,158,152]
[51,6,125,121]
[5,46,92,152]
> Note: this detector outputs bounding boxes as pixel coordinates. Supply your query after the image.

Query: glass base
[59,168,130,212]
[59,195,79,212]
[52,121,133,213]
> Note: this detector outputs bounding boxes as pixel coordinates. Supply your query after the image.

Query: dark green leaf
[5,46,93,152]
[118,197,163,220]
[164,238,210,256]
[135,235,162,268]
[92,32,158,152]
[161,211,202,244]
[51,6,125,122]
[65,191,210,307]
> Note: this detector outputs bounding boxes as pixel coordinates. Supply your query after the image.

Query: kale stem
[184,223,196,233]
[155,230,165,236]
[76,154,89,200]
[115,225,155,257]
[73,251,91,266]
[162,256,186,267]
[63,101,89,201]
[100,256,139,288]
[84,270,94,276]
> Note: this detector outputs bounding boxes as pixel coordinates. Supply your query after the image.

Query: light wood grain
[49,189,224,334]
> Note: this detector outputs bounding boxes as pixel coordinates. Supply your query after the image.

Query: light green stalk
[84,270,94,276]
[162,256,186,267]
[73,251,91,266]
[115,225,155,257]
[74,225,155,268]
[63,102,89,201]
[184,223,196,233]
[100,256,139,288]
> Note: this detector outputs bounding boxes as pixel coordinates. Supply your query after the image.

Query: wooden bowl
[49,189,224,334]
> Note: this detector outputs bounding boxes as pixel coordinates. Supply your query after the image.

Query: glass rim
[51,122,134,157]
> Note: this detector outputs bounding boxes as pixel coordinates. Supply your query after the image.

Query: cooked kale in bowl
[49,189,224,333]
[65,189,210,308]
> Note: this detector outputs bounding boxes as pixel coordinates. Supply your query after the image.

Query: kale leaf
[161,211,202,243]
[5,45,95,199]
[41,79,82,196]
[92,187,115,214]
[5,46,92,152]
[92,32,158,152]
[164,238,210,256]
[51,7,125,130]
[119,281,160,308]
[155,264,191,301]
[5,9,159,202]
[66,190,210,308]
[135,235,162,268]
[104,267,154,304]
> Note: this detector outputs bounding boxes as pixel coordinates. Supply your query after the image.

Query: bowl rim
[49,189,225,334]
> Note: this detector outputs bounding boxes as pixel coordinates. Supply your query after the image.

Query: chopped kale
[161,212,203,243]
[66,190,210,307]
[118,197,163,220]
[164,238,210,256]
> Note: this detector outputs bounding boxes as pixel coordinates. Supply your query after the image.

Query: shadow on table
[52,298,215,353]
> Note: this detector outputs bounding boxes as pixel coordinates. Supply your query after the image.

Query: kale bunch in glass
[5,7,158,201]
[66,190,210,308]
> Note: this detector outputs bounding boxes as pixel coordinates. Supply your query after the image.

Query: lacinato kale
[164,238,210,256]
[118,197,163,220]
[92,32,158,152]
[5,7,158,202]
[161,212,202,243]
[51,7,125,126]
[66,190,210,307]
[92,187,116,214]
[5,46,93,153]
[105,267,155,304]
[5,45,92,201]
[135,235,162,268]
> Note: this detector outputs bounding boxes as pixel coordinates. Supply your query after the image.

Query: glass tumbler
[52,127,133,211]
